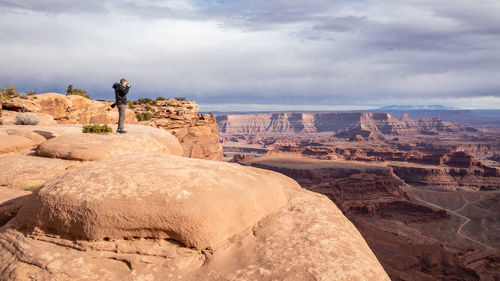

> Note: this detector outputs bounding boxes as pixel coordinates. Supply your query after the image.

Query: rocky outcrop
[0,154,389,281]
[171,123,222,160]
[0,152,84,190]
[133,99,223,160]
[390,163,500,191]
[35,125,183,161]
[1,94,223,161]
[217,112,476,137]
[257,145,500,190]
[1,93,137,124]
[0,129,47,155]
[0,188,31,227]
[13,154,292,249]
[311,173,449,223]
[244,156,403,186]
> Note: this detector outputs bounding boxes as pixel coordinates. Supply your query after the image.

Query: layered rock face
[390,163,499,191]
[217,112,475,137]
[133,99,223,160]
[264,145,500,190]
[0,154,390,281]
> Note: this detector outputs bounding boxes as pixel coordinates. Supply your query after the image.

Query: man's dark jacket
[112,83,130,105]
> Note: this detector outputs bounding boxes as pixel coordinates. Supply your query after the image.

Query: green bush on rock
[82,124,113,133]
[66,84,91,99]
[137,98,153,104]
[136,112,153,121]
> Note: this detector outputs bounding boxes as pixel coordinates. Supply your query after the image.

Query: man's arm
[118,85,130,96]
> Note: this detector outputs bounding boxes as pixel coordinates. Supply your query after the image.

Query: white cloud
[0,0,499,109]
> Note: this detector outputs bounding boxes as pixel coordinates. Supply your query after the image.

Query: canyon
[220,111,500,280]
[1,93,498,280]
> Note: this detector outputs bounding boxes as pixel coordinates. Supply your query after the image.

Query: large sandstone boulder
[172,124,223,161]
[1,154,389,280]
[14,154,293,249]
[1,124,86,139]
[0,129,47,155]
[0,187,31,227]
[0,152,85,189]
[0,97,40,112]
[35,93,73,119]
[35,125,183,161]
[0,135,37,154]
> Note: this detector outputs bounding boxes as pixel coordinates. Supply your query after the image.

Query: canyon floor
[219,111,500,281]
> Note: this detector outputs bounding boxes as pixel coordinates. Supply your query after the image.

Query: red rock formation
[132,99,223,160]
[1,93,137,124]
[390,164,499,191]
[217,112,474,137]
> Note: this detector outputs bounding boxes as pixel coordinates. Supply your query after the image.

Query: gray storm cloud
[0,0,499,108]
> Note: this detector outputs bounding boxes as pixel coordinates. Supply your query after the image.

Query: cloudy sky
[1,0,499,110]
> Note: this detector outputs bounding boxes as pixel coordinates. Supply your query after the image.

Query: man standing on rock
[112,78,131,134]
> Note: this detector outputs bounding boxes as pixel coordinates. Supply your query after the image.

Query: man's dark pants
[117,104,126,131]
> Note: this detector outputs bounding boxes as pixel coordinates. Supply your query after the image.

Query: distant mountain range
[377,105,457,110]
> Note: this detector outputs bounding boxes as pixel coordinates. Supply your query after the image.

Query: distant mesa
[217,112,476,138]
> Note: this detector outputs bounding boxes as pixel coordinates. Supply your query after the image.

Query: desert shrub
[25,185,42,192]
[156,96,166,101]
[15,113,39,125]
[128,103,136,110]
[26,89,37,96]
[82,124,113,133]
[136,112,152,121]
[138,98,153,104]
[66,84,91,99]
[144,105,153,111]
[0,84,21,99]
